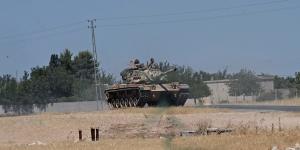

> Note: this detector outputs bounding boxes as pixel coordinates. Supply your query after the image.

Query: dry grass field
[0,107,300,150]
[1,133,300,150]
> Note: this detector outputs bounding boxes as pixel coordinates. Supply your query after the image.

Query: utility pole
[88,19,101,111]
[275,89,278,100]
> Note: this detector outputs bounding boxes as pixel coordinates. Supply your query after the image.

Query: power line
[0,0,296,45]
[95,6,299,28]
[95,0,290,21]
[0,5,297,46]
[0,0,291,41]
[0,20,85,41]
[0,26,86,47]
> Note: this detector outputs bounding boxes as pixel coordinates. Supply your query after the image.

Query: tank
[104,58,190,108]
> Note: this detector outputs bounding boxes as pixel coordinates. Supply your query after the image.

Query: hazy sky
[0,0,299,78]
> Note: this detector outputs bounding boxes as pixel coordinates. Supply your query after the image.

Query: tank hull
[105,83,189,108]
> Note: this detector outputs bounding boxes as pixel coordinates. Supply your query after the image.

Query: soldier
[148,58,158,69]
[129,59,140,69]
[135,59,146,69]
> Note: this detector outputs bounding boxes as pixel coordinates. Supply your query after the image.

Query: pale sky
[0,0,299,78]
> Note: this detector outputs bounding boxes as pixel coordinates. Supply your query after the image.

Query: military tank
[104,58,190,108]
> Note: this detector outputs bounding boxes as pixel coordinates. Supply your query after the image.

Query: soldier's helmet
[134,59,140,64]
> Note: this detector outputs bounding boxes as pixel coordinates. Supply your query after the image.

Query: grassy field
[0,107,300,150]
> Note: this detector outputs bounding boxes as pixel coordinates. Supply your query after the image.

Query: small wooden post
[91,128,95,141]
[78,130,82,141]
[96,128,99,141]
[271,123,274,133]
[255,126,258,134]
[278,117,282,132]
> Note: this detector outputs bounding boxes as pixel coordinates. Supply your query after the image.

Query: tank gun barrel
[137,67,177,83]
[161,68,177,75]
[154,67,177,82]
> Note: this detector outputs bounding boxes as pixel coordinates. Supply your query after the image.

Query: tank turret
[141,68,177,83]
[120,59,176,84]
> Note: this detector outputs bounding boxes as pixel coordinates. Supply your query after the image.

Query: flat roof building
[203,75,274,103]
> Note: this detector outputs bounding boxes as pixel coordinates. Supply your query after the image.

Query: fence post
[96,128,99,141]
[255,126,258,134]
[275,89,278,100]
[278,117,282,132]
[91,128,95,141]
[78,130,82,141]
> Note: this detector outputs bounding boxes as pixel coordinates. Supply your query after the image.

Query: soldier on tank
[147,58,158,69]
[129,59,145,69]
[129,59,138,69]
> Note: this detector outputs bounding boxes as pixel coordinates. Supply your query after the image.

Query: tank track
[105,87,146,108]
[108,97,146,108]
[105,88,189,108]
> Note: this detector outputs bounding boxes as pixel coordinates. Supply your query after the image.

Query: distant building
[203,75,274,103]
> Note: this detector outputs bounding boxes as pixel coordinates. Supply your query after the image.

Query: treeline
[274,73,300,89]
[227,69,262,97]
[158,62,263,99]
[158,61,231,99]
[0,51,231,114]
[160,61,300,99]
[0,49,115,114]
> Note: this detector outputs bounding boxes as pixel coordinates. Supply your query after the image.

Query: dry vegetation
[106,107,230,114]
[1,132,300,150]
[257,98,300,106]
[0,107,300,150]
[172,132,300,150]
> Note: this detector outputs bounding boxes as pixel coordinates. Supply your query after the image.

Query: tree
[73,51,95,80]
[0,73,35,114]
[189,77,210,99]
[295,72,300,90]
[228,69,261,98]
[47,66,74,98]
[59,49,73,72]
[30,66,50,111]
[0,75,18,113]
[46,49,74,99]
[49,54,60,68]
[274,75,295,89]
[159,62,211,98]
[98,70,115,85]
[15,71,34,114]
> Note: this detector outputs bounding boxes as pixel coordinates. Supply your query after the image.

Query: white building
[203,75,274,103]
